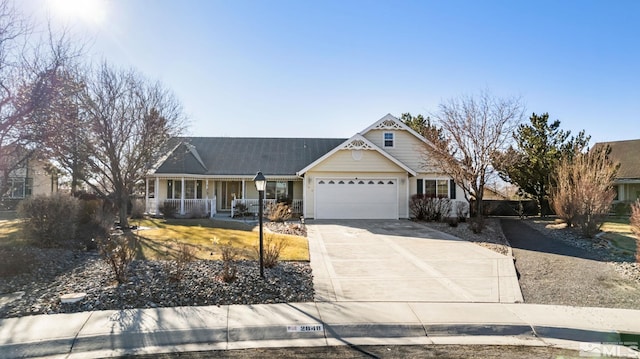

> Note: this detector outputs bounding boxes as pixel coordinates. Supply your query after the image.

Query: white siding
[364,129,431,172]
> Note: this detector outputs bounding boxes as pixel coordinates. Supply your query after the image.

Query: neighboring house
[594,139,640,203]
[0,152,59,200]
[145,114,466,219]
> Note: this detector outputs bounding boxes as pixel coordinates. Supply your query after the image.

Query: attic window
[383,132,394,147]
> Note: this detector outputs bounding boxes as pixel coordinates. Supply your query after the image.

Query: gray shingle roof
[594,139,640,179]
[153,137,346,176]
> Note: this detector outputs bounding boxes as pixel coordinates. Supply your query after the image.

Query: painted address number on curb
[287,324,324,332]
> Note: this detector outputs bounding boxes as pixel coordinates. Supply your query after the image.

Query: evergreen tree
[400,112,445,145]
[493,113,589,216]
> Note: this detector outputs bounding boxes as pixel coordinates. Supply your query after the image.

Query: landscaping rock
[0,250,314,319]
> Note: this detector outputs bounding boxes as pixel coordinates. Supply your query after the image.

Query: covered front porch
[144,175,303,218]
[615,181,640,203]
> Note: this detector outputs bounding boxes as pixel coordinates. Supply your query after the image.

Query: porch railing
[147,197,217,218]
[231,199,303,218]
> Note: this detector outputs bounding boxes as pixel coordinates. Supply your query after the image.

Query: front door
[220,181,242,210]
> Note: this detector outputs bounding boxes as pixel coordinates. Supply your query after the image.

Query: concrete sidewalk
[1,302,639,358]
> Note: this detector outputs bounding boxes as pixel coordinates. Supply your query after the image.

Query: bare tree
[551,145,619,237]
[0,0,31,197]
[0,1,82,199]
[79,62,186,228]
[426,91,524,229]
[21,26,87,192]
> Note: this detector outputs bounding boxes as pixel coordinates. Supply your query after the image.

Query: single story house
[1,149,59,200]
[595,139,640,203]
[144,114,466,219]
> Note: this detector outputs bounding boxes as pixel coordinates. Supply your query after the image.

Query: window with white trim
[417,179,451,198]
[383,132,394,147]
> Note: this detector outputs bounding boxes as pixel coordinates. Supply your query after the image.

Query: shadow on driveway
[500,218,604,261]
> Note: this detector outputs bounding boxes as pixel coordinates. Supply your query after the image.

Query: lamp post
[253,171,266,278]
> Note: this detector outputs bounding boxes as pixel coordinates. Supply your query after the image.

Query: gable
[297,135,416,176]
[363,129,429,172]
[310,147,409,173]
[155,143,207,175]
[360,114,437,173]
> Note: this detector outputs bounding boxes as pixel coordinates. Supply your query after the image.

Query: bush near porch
[131,218,309,261]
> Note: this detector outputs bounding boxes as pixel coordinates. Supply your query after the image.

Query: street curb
[2,323,639,358]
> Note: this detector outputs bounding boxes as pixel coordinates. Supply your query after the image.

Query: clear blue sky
[20,0,640,143]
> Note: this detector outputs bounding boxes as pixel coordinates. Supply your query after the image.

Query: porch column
[180,177,185,215]
[145,177,149,214]
[154,177,160,214]
[242,180,246,199]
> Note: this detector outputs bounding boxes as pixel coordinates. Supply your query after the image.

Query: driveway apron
[307,220,522,303]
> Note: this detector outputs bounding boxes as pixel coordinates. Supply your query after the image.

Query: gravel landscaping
[0,219,313,319]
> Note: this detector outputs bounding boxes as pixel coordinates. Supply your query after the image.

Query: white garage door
[315,178,398,219]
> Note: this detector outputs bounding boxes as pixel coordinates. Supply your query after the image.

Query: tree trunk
[119,192,129,229]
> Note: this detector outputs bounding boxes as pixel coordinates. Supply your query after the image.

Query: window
[6,177,31,198]
[265,181,291,202]
[384,133,394,147]
[420,179,450,198]
[167,179,202,199]
[383,132,394,147]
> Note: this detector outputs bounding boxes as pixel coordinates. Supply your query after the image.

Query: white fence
[230,199,302,218]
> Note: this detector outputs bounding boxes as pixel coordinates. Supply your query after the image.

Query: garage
[315,178,398,219]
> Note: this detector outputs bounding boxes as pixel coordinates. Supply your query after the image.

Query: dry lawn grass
[0,219,27,247]
[131,218,309,261]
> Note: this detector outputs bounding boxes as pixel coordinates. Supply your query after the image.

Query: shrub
[168,242,196,282]
[551,146,617,235]
[631,200,640,236]
[78,199,101,225]
[612,202,631,216]
[631,200,640,263]
[267,202,292,223]
[188,204,206,219]
[409,195,452,221]
[469,217,484,234]
[160,201,179,219]
[233,202,249,218]
[130,199,145,219]
[98,233,137,284]
[17,193,80,247]
[220,244,238,283]
[258,234,288,268]
[455,201,469,222]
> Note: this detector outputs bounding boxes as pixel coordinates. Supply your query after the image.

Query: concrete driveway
[307,220,522,303]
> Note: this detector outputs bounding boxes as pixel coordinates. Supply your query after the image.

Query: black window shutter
[417,179,423,195]
[288,181,294,201]
[196,180,203,199]
[450,179,456,199]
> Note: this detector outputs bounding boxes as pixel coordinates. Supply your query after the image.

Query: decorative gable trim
[373,116,404,130]
[296,134,416,176]
[360,113,438,150]
[342,138,375,150]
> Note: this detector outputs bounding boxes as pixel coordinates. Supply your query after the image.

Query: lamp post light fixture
[253,171,266,278]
